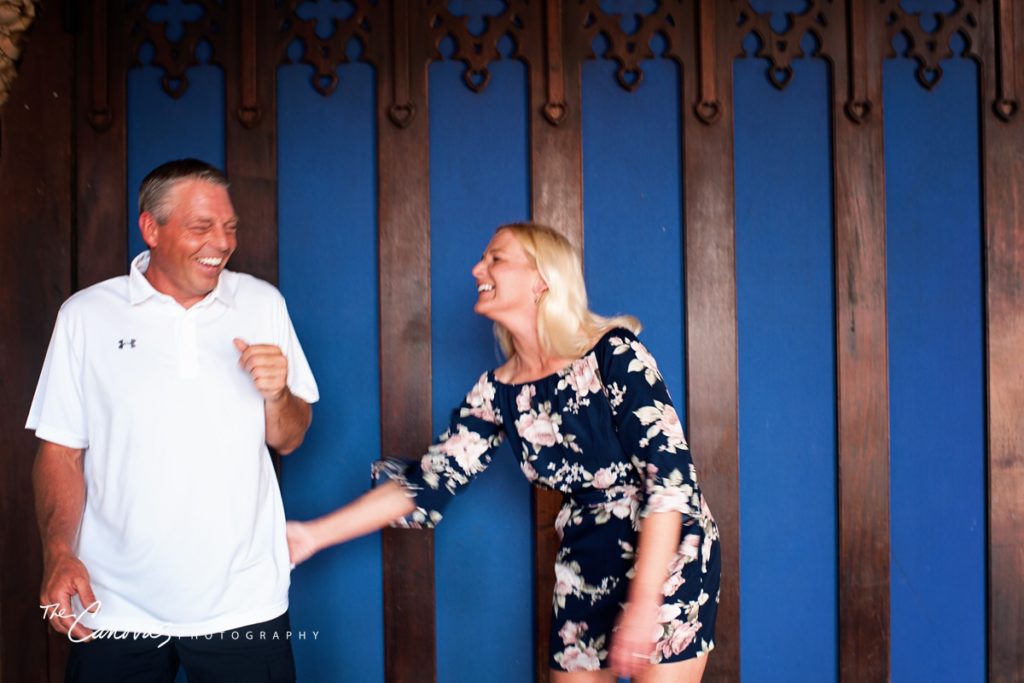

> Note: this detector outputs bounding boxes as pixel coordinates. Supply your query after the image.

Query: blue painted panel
[734,52,838,682]
[428,58,533,683]
[277,60,383,682]
[884,55,986,683]
[581,55,686,423]
[126,42,224,260]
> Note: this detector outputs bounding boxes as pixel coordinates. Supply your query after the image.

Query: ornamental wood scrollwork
[733,0,834,91]
[277,0,377,98]
[0,0,37,110]
[882,0,982,92]
[425,0,529,93]
[992,0,1017,120]
[578,0,687,93]
[127,0,225,100]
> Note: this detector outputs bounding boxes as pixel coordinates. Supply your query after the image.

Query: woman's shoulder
[589,326,641,356]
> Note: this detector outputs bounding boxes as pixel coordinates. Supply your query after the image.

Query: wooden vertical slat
[981,2,1024,680]
[376,2,436,681]
[682,2,740,679]
[524,1,584,678]
[76,0,127,289]
[222,1,278,285]
[830,2,891,680]
[0,4,74,683]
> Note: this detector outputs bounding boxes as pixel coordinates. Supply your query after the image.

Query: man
[27,159,318,682]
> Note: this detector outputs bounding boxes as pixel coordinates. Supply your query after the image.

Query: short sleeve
[25,307,89,449]
[597,328,702,521]
[274,296,319,404]
[372,373,505,528]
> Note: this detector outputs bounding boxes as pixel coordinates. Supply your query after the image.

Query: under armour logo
[117,338,136,349]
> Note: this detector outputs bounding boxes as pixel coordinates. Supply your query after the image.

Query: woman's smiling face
[471,229,545,324]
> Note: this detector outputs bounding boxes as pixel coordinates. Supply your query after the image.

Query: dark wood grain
[76,0,127,289]
[980,3,1024,680]
[0,4,74,682]
[525,1,584,677]
[223,0,278,285]
[828,2,891,680]
[681,3,740,679]
[375,3,436,681]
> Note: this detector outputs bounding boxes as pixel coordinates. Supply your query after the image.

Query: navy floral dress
[374,328,720,672]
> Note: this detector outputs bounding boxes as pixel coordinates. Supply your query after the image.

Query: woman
[287,223,720,682]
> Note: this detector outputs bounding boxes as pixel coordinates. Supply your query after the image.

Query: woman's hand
[610,598,661,679]
[286,520,320,567]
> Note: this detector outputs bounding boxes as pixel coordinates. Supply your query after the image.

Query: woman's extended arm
[287,481,414,565]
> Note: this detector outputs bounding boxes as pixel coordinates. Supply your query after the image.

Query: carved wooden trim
[542,0,566,126]
[993,0,1019,120]
[822,2,891,680]
[236,1,259,128]
[695,0,721,124]
[882,0,981,91]
[276,0,376,97]
[578,0,686,91]
[425,0,528,93]
[733,0,832,90]
[367,3,437,680]
[126,0,225,100]
[845,0,871,123]
[388,0,415,128]
[0,0,37,112]
[86,0,111,130]
[980,3,1024,680]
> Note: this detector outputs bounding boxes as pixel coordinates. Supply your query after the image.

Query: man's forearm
[264,389,312,455]
[33,442,86,560]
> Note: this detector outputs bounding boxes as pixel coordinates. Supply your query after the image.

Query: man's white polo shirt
[26,251,319,636]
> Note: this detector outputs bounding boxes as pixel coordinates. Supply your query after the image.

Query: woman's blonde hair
[493,222,641,359]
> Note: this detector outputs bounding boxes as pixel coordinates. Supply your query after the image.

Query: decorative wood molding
[126,0,224,100]
[276,0,377,97]
[733,0,832,90]
[424,0,528,93]
[542,0,566,126]
[695,0,721,124]
[845,0,871,123]
[882,0,981,91]
[389,0,415,128]
[236,1,259,128]
[993,0,1018,120]
[578,0,686,92]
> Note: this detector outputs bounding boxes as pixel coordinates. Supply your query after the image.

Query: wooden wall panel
[222,1,278,285]
[375,2,437,681]
[75,0,127,289]
[828,3,892,681]
[0,4,73,682]
[524,2,584,678]
[980,2,1024,680]
[684,3,740,679]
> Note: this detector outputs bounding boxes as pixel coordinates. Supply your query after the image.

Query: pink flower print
[555,505,572,535]
[464,374,498,423]
[516,409,562,449]
[554,561,583,598]
[558,620,587,645]
[556,644,601,672]
[516,384,536,412]
[662,619,701,657]
[439,426,490,475]
[569,356,603,397]
[658,404,688,451]
[592,467,616,489]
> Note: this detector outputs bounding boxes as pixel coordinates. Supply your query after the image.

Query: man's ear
[139,212,159,249]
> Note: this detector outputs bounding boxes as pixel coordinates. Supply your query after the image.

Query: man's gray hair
[138,158,230,224]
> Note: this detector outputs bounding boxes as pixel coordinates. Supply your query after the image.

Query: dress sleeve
[372,372,505,528]
[597,328,702,521]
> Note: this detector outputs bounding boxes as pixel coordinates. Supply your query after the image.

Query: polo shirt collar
[128,251,236,308]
